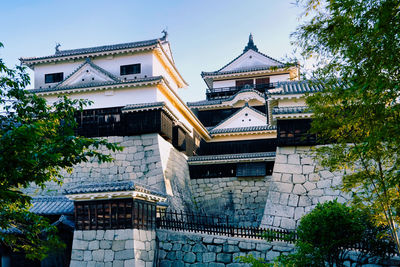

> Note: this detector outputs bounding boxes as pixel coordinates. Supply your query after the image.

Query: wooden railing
[206,83,274,100]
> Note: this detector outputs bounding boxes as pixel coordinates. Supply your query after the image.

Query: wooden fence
[156,210,297,243]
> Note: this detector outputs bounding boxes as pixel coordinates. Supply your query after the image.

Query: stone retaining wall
[156,229,294,266]
[70,229,155,267]
[190,177,270,227]
[25,133,194,211]
[261,146,351,230]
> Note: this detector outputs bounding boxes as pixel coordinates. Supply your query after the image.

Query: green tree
[0,42,122,260]
[238,201,395,266]
[293,0,400,253]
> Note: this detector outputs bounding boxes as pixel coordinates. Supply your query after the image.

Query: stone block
[288,154,300,164]
[303,165,315,174]
[266,250,280,261]
[238,241,255,250]
[223,244,239,253]
[203,252,216,263]
[123,259,135,267]
[280,218,296,229]
[303,181,316,191]
[92,250,105,261]
[288,194,299,207]
[279,193,289,205]
[217,253,232,263]
[317,179,332,189]
[83,230,97,241]
[281,173,292,183]
[73,231,83,240]
[96,230,105,240]
[208,245,223,253]
[192,243,207,252]
[266,203,295,218]
[209,263,225,267]
[256,243,272,251]
[172,243,182,251]
[294,207,305,220]
[293,174,306,184]
[274,163,302,174]
[275,154,287,163]
[271,173,282,181]
[320,170,334,179]
[183,252,196,263]
[69,260,83,267]
[114,249,134,260]
[277,147,295,154]
[88,240,99,250]
[99,240,112,250]
[72,240,88,250]
[162,242,173,251]
[309,173,320,182]
[112,240,125,251]
[135,240,146,250]
[104,230,115,240]
[71,250,84,261]
[203,236,214,244]
[213,238,225,244]
[124,240,134,250]
[308,189,324,197]
[182,244,191,252]
[298,196,312,206]
[269,191,280,204]
[104,250,114,262]
[293,184,306,195]
[112,260,124,267]
[272,182,293,193]
[84,250,92,261]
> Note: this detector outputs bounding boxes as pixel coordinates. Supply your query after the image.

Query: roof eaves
[29,76,163,94]
[20,38,161,63]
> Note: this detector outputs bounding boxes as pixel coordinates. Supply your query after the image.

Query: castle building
[5,34,346,266]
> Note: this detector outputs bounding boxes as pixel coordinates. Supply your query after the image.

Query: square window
[45,72,64,83]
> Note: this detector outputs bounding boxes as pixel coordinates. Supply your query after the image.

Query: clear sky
[0,0,304,102]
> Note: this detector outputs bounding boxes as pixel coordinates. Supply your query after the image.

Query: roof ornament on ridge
[55,43,61,54]
[162,28,168,40]
[243,33,258,53]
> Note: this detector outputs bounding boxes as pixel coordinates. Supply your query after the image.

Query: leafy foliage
[293,0,400,253]
[238,201,396,266]
[0,42,122,260]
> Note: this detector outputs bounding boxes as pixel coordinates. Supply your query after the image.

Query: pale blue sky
[0,0,303,102]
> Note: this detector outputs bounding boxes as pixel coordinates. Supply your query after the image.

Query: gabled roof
[201,34,285,78]
[20,36,165,64]
[187,88,265,108]
[54,58,121,88]
[212,103,268,130]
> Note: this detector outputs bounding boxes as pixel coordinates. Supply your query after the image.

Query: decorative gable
[55,58,120,88]
[213,105,267,130]
[220,50,281,72]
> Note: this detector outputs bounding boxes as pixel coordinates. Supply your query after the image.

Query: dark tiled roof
[201,65,287,77]
[64,180,166,197]
[210,125,276,134]
[29,76,163,94]
[122,101,165,111]
[21,37,164,62]
[188,152,276,163]
[272,106,310,115]
[30,196,74,215]
[187,88,265,107]
[270,80,323,95]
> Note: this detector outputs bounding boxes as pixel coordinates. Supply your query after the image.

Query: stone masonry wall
[190,177,270,227]
[70,229,156,267]
[156,229,294,266]
[25,133,194,211]
[261,146,351,230]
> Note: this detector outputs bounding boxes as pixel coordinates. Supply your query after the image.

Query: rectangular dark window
[120,64,141,75]
[237,162,267,177]
[45,72,63,83]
